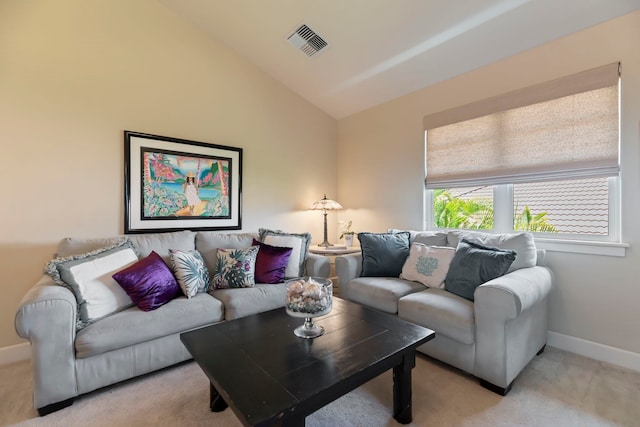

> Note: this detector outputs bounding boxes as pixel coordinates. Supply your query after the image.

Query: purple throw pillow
[112,251,180,311]
[252,239,293,284]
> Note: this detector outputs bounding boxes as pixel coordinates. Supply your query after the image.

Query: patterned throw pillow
[212,246,259,289]
[400,243,456,288]
[170,249,210,297]
[44,239,138,330]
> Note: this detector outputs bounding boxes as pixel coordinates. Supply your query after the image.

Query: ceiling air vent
[287,24,329,57]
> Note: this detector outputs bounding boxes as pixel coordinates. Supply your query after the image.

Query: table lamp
[310,194,343,247]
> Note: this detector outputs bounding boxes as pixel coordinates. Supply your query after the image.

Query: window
[513,177,609,236]
[424,63,621,246]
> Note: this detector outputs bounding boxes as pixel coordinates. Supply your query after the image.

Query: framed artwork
[124,131,242,233]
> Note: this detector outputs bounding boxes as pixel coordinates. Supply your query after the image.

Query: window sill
[534,238,628,257]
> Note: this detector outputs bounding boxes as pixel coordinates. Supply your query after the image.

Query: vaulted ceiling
[159,0,640,119]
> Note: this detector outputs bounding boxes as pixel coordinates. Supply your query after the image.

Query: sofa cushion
[211,283,288,320]
[169,249,210,297]
[346,277,425,314]
[389,229,449,246]
[445,239,516,301]
[447,231,536,272]
[358,231,411,277]
[212,246,259,289]
[196,232,257,274]
[400,243,455,288]
[55,231,197,265]
[113,251,182,311]
[44,239,138,329]
[399,288,475,345]
[252,239,293,284]
[128,231,196,263]
[74,293,224,359]
[258,229,312,278]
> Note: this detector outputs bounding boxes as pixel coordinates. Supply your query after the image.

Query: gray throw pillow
[358,231,411,277]
[444,239,516,301]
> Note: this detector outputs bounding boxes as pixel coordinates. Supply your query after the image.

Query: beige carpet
[1,346,639,427]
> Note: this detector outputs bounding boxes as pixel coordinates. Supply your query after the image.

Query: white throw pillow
[400,243,456,288]
[45,240,139,329]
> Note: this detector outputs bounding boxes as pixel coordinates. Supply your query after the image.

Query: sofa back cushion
[196,232,257,274]
[447,231,536,272]
[388,229,448,246]
[358,231,411,277]
[128,231,196,262]
[56,230,196,265]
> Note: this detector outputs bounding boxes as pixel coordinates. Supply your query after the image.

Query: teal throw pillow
[444,239,516,301]
[358,231,411,277]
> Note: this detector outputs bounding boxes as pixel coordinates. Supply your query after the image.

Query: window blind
[424,63,620,189]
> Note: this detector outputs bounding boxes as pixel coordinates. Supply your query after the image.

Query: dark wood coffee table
[180,297,434,426]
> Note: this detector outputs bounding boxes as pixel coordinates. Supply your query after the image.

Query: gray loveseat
[335,230,552,395]
[15,230,329,415]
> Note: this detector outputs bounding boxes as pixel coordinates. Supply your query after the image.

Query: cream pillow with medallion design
[400,242,456,288]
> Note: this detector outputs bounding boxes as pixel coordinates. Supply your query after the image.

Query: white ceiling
[159,0,640,119]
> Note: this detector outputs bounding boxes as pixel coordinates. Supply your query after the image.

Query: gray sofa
[335,230,552,395]
[15,230,329,415]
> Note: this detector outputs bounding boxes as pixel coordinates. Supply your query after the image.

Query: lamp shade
[310,195,343,211]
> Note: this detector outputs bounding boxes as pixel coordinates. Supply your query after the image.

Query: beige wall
[0,0,337,348]
[338,12,640,354]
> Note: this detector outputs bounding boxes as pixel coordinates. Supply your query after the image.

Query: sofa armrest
[473,266,553,389]
[474,266,553,320]
[15,275,79,410]
[335,253,362,299]
[305,253,330,278]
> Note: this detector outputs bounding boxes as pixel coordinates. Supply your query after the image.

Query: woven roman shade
[424,63,620,189]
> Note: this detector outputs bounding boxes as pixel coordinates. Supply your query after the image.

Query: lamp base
[317,241,334,247]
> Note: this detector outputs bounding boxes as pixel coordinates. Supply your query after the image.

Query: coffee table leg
[393,351,416,424]
[210,382,228,412]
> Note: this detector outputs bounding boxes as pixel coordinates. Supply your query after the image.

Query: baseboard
[548,331,640,373]
[0,342,30,366]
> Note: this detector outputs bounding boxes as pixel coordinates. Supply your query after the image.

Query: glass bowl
[285,277,333,338]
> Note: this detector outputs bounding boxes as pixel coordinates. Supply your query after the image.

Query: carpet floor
[1,346,639,427]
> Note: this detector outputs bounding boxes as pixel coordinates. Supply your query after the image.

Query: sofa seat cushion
[75,293,224,359]
[347,277,426,314]
[398,288,475,345]
[211,283,288,320]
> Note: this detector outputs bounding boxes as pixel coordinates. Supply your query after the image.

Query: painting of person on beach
[141,149,231,219]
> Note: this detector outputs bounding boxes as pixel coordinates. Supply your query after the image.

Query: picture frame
[124,131,242,233]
